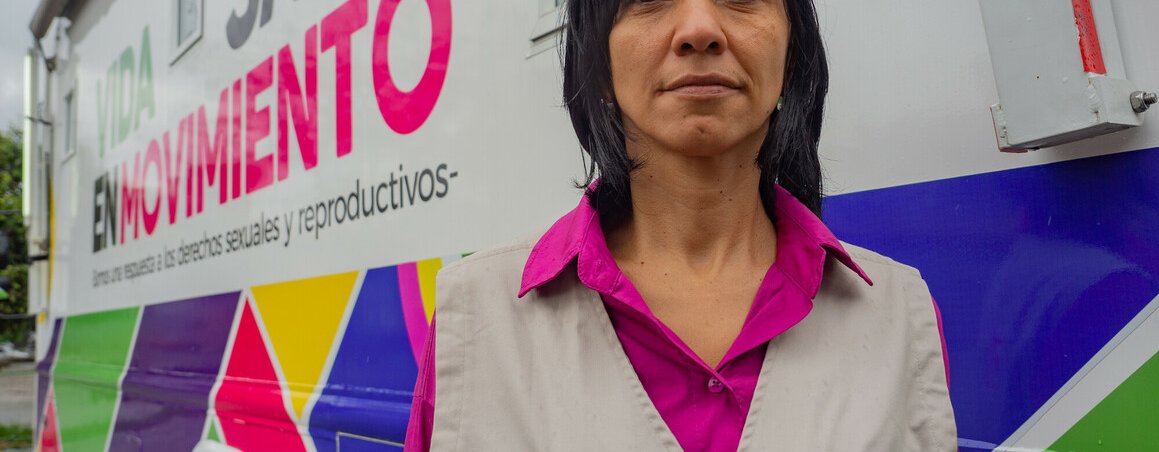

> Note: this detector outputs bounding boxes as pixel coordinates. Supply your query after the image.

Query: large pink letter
[277,25,319,181]
[246,57,274,195]
[195,89,231,213]
[372,0,452,134]
[120,153,142,242]
[321,0,368,157]
[232,80,243,200]
[161,127,184,225]
[142,139,163,235]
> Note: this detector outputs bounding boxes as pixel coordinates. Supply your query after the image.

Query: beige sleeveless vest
[429,234,956,451]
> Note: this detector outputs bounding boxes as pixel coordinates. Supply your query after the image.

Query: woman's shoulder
[436,227,548,292]
[823,242,956,448]
[444,228,545,271]
[822,240,934,311]
[835,240,924,281]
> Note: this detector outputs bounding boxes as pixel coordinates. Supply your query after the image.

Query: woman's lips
[663,74,741,98]
[667,84,738,97]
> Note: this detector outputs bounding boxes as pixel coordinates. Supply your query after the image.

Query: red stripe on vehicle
[1072,0,1107,74]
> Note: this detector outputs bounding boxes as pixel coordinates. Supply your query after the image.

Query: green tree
[0,127,29,344]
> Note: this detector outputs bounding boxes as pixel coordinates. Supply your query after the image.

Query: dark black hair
[562,0,829,227]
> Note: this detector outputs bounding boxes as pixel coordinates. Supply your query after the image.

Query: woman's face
[609,0,791,158]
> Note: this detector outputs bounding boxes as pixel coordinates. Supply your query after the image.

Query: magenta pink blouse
[404,185,950,451]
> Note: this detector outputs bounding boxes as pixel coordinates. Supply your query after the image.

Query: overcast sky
[0,0,41,131]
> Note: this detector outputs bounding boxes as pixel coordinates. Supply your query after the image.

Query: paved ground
[0,362,35,427]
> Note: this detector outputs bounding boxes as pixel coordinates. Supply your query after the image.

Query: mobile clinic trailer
[21,0,1159,450]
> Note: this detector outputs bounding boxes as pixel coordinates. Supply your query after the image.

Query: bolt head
[1131,91,1158,113]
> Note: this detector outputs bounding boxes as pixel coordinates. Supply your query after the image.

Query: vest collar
[518,184,873,299]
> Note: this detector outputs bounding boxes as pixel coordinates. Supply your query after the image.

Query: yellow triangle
[417,258,443,322]
[251,271,358,418]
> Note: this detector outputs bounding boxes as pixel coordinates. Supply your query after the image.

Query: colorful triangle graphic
[416,258,442,322]
[1050,350,1159,451]
[251,272,358,418]
[38,392,60,452]
[52,307,139,452]
[214,299,305,451]
[999,295,1159,449]
[206,416,221,443]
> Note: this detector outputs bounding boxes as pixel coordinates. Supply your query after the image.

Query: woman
[405,0,956,450]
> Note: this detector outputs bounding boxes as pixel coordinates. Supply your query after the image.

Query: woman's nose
[671,0,728,56]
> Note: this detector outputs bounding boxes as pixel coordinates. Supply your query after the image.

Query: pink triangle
[214,299,306,451]
[39,392,60,452]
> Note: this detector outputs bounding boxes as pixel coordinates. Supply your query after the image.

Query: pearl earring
[776,96,784,111]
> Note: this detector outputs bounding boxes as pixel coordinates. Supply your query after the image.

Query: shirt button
[707,377,724,394]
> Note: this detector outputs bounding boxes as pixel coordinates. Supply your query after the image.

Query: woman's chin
[652,126,757,158]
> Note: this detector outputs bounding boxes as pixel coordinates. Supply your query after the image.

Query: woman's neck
[605,144,777,277]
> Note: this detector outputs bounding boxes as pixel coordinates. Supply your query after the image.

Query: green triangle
[1049,350,1159,452]
[206,417,221,442]
[53,308,140,452]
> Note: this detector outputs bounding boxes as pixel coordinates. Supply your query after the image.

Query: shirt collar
[518,184,873,298]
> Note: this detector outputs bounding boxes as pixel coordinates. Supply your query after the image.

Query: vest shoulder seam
[440,235,537,277]
[837,240,923,279]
